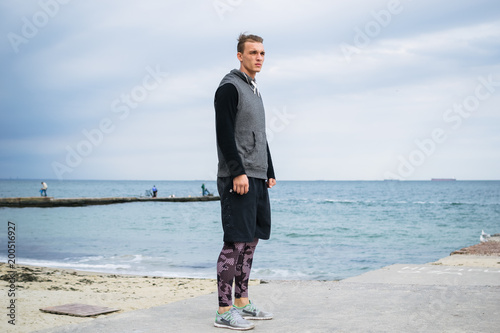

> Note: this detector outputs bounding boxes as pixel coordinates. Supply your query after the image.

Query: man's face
[237,42,265,78]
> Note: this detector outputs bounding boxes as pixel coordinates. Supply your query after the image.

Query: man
[202,183,210,196]
[214,33,276,331]
[40,182,48,197]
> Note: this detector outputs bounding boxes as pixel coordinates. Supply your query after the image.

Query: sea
[1,180,499,281]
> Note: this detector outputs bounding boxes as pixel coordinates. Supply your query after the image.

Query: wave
[320,199,498,206]
[285,232,327,238]
[6,257,131,272]
[252,268,312,280]
[0,255,217,279]
[322,199,358,204]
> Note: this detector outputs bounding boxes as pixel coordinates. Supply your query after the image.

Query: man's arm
[215,83,249,195]
[215,83,245,177]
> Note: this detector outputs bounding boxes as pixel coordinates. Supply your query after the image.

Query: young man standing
[214,33,276,330]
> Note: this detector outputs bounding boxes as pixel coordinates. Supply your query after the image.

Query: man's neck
[239,66,256,80]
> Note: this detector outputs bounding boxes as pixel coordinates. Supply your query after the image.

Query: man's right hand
[233,174,249,195]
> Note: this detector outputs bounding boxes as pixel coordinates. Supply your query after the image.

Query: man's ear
[237,52,243,62]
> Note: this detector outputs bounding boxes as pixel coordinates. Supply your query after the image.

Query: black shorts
[217,177,271,243]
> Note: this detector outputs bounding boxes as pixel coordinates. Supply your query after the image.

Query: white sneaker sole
[214,321,255,330]
[242,315,273,320]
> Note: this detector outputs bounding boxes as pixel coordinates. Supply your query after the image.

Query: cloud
[1,0,499,180]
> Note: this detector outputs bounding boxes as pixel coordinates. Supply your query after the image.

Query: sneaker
[234,300,273,320]
[214,307,255,330]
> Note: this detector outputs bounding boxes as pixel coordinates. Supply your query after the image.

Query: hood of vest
[227,69,260,96]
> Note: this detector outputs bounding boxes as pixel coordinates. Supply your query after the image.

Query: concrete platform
[34,264,500,333]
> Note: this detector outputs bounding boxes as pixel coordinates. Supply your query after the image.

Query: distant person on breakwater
[152,185,158,198]
[213,33,276,330]
[201,183,211,196]
[40,182,48,197]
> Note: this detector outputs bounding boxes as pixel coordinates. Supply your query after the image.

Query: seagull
[480,230,491,243]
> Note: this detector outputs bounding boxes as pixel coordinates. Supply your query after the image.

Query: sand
[432,236,500,268]
[1,238,499,333]
[0,263,260,333]
[433,254,500,267]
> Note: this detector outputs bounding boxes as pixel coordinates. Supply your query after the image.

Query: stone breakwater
[0,196,220,208]
[451,234,500,256]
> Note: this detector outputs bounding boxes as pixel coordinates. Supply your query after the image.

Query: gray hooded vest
[217,69,268,180]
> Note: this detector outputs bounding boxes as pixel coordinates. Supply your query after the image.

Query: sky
[1,0,499,181]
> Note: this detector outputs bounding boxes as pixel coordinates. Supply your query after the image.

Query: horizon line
[1,178,499,182]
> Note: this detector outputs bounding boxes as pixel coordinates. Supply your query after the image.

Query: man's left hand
[266,178,276,189]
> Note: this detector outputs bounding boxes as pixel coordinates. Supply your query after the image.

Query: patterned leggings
[217,239,259,307]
